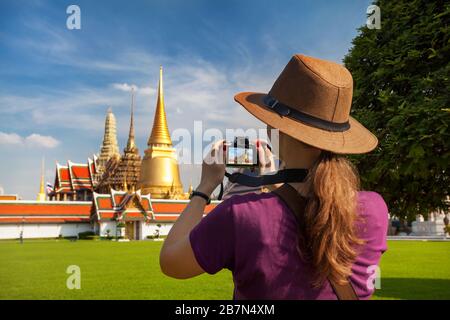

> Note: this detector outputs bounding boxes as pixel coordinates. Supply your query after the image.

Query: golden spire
[125,88,138,153]
[147,66,172,146]
[138,67,184,199]
[37,158,46,201]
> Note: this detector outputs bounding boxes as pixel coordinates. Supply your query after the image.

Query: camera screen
[227,146,256,166]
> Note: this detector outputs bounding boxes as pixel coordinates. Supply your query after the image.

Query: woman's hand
[255,139,277,174]
[255,139,283,191]
[197,140,226,196]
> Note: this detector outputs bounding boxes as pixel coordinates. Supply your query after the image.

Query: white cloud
[24,134,60,148]
[112,83,138,92]
[138,86,156,96]
[0,52,274,142]
[0,185,4,195]
[112,83,156,96]
[0,132,60,149]
[0,132,23,145]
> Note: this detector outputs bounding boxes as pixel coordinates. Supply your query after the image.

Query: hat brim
[234,92,378,154]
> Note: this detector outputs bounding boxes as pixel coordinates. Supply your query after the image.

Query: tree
[344,0,449,221]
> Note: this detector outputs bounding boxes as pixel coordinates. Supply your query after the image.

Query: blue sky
[0,0,372,199]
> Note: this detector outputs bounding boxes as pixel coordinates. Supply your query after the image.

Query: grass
[373,241,450,300]
[0,240,448,300]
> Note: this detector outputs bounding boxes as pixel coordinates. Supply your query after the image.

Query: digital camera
[225,137,258,167]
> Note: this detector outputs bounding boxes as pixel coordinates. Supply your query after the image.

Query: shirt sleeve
[189,199,235,274]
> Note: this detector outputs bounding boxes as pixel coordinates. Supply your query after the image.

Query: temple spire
[96,108,120,182]
[100,108,120,158]
[139,67,184,199]
[125,89,138,154]
[147,66,172,146]
[37,158,46,201]
[97,95,142,194]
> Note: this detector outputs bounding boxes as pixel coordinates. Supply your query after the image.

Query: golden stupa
[138,67,184,199]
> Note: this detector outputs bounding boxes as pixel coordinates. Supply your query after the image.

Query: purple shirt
[189,191,388,300]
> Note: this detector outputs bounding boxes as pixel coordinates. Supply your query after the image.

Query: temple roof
[92,189,219,222]
[68,161,93,191]
[52,157,98,194]
[92,189,153,222]
[54,163,72,193]
[88,157,97,182]
[0,196,220,225]
[0,200,91,224]
[0,195,19,201]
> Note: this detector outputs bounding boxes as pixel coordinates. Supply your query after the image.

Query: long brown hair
[299,151,363,287]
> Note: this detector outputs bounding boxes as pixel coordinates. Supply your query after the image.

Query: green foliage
[344,0,450,220]
[116,222,125,228]
[78,231,95,239]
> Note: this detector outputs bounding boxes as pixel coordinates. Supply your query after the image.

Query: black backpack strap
[272,184,359,300]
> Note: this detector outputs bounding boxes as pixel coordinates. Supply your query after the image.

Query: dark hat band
[263,95,350,132]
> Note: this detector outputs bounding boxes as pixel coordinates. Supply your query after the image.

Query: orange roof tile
[97,197,114,210]
[0,195,18,201]
[59,168,70,181]
[0,217,90,224]
[0,202,91,216]
[71,165,90,178]
[113,194,126,207]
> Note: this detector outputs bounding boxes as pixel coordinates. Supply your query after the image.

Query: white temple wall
[140,222,152,239]
[140,222,173,238]
[0,223,93,240]
[99,221,117,237]
[0,221,176,240]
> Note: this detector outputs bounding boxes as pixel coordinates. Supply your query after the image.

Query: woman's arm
[159,141,225,279]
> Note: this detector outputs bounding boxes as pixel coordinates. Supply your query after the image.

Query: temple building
[138,67,185,199]
[0,67,208,240]
[0,189,218,240]
[96,91,142,193]
[48,159,96,201]
[92,188,153,240]
[48,67,188,201]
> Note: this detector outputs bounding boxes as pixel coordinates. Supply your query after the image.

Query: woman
[160,54,388,300]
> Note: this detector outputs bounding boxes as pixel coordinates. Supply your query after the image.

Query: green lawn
[0,239,448,300]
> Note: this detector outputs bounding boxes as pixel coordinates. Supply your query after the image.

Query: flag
[46,182,54,195]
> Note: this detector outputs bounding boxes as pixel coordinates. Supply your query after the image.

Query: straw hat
[234,54,378,154]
